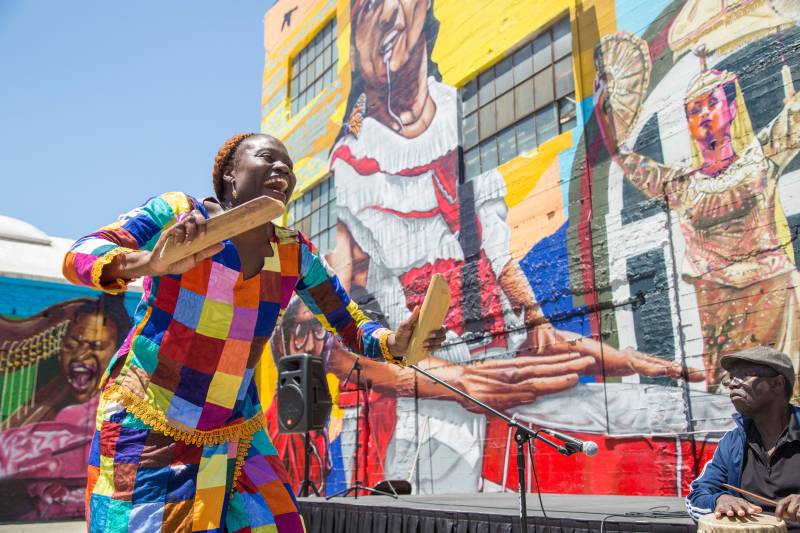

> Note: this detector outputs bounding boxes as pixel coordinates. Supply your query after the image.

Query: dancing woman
[62,133,442,532]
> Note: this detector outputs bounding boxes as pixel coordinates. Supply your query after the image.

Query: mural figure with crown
[595,14,800,400]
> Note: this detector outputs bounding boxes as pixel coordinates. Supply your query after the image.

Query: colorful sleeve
[294,232,391,360]
[62,192,197,294]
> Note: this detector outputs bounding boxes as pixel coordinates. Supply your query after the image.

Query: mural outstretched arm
[761,90,800,172]
[326,340,594,414]
[594,75,677,201]
[528,325,704,382]
[497,260,702,382]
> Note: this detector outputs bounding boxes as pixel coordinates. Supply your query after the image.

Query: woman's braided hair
[212,133,257,200]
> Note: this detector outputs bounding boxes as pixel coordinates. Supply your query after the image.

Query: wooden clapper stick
[405,273,451,365]
[722,483,779,508]
[158,196,285,265]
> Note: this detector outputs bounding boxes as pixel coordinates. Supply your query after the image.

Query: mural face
[261,0,800,498]
[352,0,429,89]
[685,84,737,155]
[60,310,120,404]
[0,295,132,521]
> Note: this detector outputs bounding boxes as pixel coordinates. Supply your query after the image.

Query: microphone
[539,428,599,456]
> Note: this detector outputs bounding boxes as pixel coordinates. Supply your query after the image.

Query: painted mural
[0,293,133,520]
[259,0,800,498]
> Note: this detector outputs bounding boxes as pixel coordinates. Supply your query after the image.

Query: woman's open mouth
[263,177,289,203]
[68,360,97,393]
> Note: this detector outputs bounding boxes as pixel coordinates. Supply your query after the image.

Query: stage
[298,492,695,532]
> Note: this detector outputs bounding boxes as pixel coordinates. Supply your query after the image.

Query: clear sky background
[0,1,275,240]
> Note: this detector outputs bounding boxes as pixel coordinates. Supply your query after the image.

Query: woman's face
[59,312,119,403]
[230,134,296,206]
[353,0,429,87]
[685,84,736,153]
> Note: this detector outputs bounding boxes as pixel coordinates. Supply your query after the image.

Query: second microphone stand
[326,357,398,499]
[408,363,576,533]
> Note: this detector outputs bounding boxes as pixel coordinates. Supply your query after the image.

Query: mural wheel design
[594,32,652,143]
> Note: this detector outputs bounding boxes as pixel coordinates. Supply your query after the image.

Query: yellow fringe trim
[103,383,264,447]
[230,430,256,497]
[377,328,405,367]
[91,247,135,295]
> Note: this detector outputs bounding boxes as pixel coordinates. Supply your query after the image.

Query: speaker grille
[277,384,304,430]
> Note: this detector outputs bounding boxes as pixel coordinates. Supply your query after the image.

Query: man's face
[724,361,784,416]
[352,0,429,87]
[59,312,118,403]
[288,307,327,356]
[685,84,736,153]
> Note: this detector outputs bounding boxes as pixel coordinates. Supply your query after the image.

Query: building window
[290,19,338,115]
[288,176,337,255]
[461,17,576,181]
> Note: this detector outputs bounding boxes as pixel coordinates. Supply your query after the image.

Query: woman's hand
[146,210,224,275]
[387,306,447,363]
[102,210,223,283]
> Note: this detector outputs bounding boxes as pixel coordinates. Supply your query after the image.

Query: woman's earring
[225,174,237,200]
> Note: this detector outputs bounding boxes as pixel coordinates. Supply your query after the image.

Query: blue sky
[0,1,275,239]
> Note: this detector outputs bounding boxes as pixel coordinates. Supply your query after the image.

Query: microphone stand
[326,357,397,500]
[408,363,577,533]
[298,430,321,497]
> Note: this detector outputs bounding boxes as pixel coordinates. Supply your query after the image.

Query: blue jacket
[685,405,800,520]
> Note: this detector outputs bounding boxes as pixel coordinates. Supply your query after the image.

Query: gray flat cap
[720,346,796,388]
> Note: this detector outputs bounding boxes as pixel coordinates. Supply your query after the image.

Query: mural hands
[592,77,620,157]
[518,323,703,382]
[450,353,594,414]
[606,347,705,381]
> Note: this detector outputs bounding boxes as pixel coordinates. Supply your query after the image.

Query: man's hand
[776,494,800,523]
[715,494,762,519]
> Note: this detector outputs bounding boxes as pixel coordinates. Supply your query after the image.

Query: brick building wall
[257,0,800,497]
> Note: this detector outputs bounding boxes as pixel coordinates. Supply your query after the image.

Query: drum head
[698,513,787,532]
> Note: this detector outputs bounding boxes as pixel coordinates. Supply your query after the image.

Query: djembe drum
[698,513,787,532]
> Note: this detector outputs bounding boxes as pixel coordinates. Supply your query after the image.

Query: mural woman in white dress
[327,0,697,492]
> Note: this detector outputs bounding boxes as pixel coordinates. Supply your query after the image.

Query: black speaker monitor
[277,353,332,434]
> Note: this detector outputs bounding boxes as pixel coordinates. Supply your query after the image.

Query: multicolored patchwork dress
[62,192,390,532]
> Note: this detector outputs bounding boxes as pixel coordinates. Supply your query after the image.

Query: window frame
[287,176,337,255]
[460,16,576,182]
[290,18,338,115]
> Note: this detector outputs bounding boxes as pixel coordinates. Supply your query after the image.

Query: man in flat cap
[687,346,800,526]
